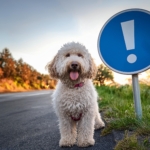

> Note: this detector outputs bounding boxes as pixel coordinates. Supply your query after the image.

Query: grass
[0,78,55,93]
[114,131,146,150]
[96,84,150,149]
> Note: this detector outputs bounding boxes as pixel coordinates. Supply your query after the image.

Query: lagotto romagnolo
[47,42,105,147]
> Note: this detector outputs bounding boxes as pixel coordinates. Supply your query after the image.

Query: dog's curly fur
[47,42,105,147]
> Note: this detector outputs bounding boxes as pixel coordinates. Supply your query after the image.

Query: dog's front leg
[59,116,77,147]
[77,111,95,147]
[94,105,105,130]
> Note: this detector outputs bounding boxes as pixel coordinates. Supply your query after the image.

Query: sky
[0,0,150,84]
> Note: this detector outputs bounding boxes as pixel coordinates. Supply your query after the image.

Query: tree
[0,48,16,79]
[0,48,57,89]
[0,68,3,78]
[94,64,114,86]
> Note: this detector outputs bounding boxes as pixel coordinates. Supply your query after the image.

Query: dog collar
[74,82,84,88]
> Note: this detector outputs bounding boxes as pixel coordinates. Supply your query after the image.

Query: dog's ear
[86,55,97,79]
[46,54,59,79]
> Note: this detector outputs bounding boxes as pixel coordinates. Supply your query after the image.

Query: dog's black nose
[71,62,79,69]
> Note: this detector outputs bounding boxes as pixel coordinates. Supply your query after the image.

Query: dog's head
[47,42,97,84]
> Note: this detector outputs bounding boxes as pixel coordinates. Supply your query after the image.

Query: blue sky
[0,0,150,83]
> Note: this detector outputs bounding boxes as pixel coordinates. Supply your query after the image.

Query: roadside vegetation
[0,48,56,93]
[96,84,150,150]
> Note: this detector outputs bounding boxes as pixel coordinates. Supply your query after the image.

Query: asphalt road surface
[0,90,116,150]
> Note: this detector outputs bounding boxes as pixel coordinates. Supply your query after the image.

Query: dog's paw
[59,138,75,147]
[95,121,105,130]
[77,139,95,147]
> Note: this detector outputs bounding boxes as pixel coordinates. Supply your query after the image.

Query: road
[0,90,116,150]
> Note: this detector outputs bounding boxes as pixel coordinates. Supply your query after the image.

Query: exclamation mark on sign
[121,20,137,63]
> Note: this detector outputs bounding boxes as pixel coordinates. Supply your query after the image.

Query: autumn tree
[0,53,4,78]
[0,48,57,89]
[15,59,40,86]
[0,48,16,79]
[94,64,114,86]
[0,68,3,78]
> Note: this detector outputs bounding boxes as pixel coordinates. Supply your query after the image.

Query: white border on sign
[97,8,150,75]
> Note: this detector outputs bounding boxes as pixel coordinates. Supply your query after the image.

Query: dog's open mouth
[69,71,79,80]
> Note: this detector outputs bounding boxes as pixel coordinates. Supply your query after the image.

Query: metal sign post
[132,74,142,119]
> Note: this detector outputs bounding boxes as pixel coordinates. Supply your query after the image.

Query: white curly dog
[47,42,105,147]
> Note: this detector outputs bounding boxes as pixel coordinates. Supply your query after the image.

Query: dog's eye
[66,53,70,57]
[77,53,83,57]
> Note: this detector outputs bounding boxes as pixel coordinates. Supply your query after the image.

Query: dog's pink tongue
[70,72,79,80]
